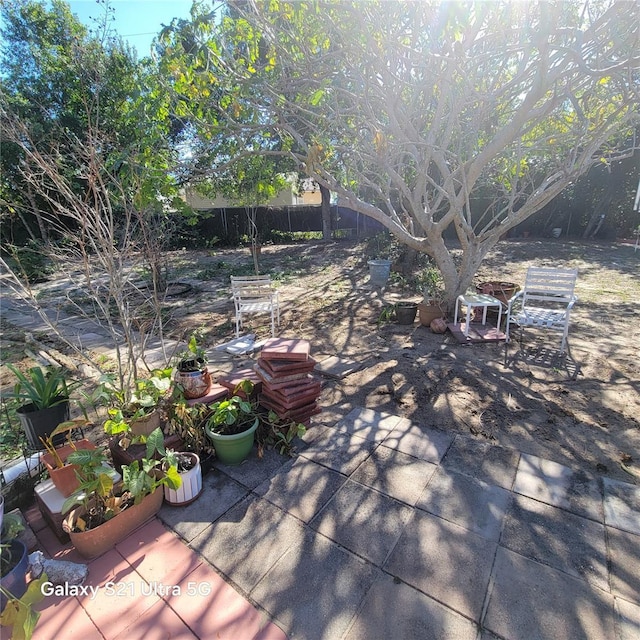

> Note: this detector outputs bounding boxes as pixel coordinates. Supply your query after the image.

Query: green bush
[4,241,54,283]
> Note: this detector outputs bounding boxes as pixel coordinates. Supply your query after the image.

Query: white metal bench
[230,275,280,338]
[505,267,578,353]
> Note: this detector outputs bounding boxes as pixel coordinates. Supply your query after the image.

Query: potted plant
[39,419,95,497]
[4,364,80,450]
[165,396,216,472]
[96,368,173,439]
[95,369,174,471]
[1,513,47,639]
[61,428,181,559]
[204,381,260,465]
[416,265,446,326]
[161,450,203,506]
[395,301,418,325]
[174,333,211,400]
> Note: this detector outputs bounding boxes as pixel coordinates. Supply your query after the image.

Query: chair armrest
[506,290,524,313]
[567,295,578,311]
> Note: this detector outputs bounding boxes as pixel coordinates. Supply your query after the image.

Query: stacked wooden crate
[254,338,321,424]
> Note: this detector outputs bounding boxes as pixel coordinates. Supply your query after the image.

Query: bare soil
[199,238,640,486]
[3,238,639,485]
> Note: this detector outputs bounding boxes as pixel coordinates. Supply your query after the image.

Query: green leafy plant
[4,365,80,410]
[95,369,172,441]
[0,513,47,640]
[61,428,180,531]
[206,382,259,436]
[377,305,395,326]
[38,418,92,468]
[257,411,306,457]
[175,333,208,373]
[0,572,47,640]
[416,265,445,303]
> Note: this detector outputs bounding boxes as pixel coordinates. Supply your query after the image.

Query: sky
[66,0,196,58]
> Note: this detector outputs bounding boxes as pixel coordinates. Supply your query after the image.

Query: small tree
[0,2,183,394]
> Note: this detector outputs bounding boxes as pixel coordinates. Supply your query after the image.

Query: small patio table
[454,292,503,337]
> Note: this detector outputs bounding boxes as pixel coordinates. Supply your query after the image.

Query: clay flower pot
[417,301,444,326]
[41,439,96,497]
[63,489,164,560]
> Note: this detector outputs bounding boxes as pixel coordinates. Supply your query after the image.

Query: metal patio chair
[230,275,280,338]
[505,267,578,353]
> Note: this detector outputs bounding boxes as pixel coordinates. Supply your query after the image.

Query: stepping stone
[314,354,363,379]
[484,547,615,640]
[261,337,310,361]
[513,453,603,521]
[603,477,640,535]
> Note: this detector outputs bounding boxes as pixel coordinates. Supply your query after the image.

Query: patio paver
[343,573,478,640]
[250,530,379,640]
[254,456,347,523]
[484,547,615,640]
[310,479,413,565]
[513,453,604,521]
[190,496,307,593]
[384,510,498,621]
[416,467,512,541]
[500,493,608,590]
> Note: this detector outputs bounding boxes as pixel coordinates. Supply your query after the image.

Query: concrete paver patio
[27,407,640,639]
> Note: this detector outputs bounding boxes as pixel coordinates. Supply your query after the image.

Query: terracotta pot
[41,439,97,497]
[164,453,203,506]
[175,368,211,400]
[475,281,520,307]
[63,488,164,560]
[130,410,161,438]
[417,302,444,326]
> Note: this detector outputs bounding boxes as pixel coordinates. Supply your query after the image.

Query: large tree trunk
[320,184,331,241]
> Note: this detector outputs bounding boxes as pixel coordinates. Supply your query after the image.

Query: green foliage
[0,398,28,460]
[416,265,445,302]
[175,332,207,372]
[3,365,78,411]
[0,569,47,640]
[206,382,258,436]
[94,369,173,424]
[3,242,54,284]
[62,427,180,521]
[257,411,306,457]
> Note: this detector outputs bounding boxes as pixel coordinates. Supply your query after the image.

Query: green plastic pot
[205,417,259,465]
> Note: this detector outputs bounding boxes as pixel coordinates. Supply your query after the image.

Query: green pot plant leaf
[1,513,47,640]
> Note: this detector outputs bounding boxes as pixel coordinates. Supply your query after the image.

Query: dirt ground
[3,238,639,485]
[161,237,639,486]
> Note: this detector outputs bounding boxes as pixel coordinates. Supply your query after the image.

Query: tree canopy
[159,0,640,304]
